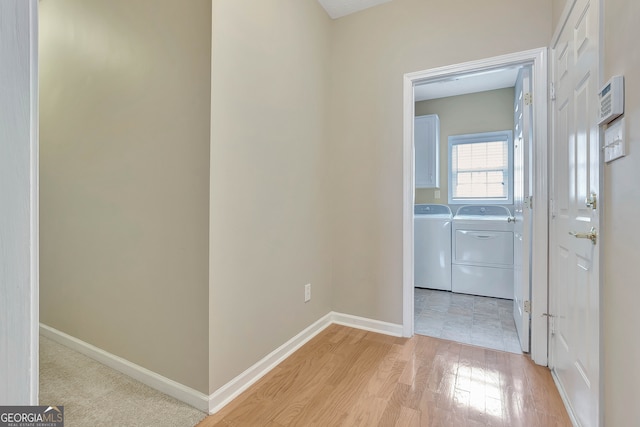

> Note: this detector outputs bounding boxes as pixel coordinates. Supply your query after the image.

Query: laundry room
[412,66,532,355]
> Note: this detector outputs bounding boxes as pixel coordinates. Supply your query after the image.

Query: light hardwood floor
[197,324,571,426]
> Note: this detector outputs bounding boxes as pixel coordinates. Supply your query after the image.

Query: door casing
[0,0,39,405]
[513,66,533,353]
[402,48,549,365]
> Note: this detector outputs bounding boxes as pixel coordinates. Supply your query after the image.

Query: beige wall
[328,0,552,322]
[414,88,515,205]
[39,0,211,393]
[602,0,640,424]
[209,0,333,391]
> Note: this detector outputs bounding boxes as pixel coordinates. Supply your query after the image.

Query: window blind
[448,131,512,203]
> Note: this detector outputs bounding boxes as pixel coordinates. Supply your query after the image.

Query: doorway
[412,76,525,354]
[402,48,549,365]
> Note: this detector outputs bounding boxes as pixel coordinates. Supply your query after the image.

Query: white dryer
[452,206,514,299]
[414,204,452,291]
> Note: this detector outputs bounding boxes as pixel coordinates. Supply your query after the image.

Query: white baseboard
[39,324,210,413]
[41,312,403,416]
[550,369,580,427]
[207,311,403,413]
[207,312,334,413]
[330,312,404,337]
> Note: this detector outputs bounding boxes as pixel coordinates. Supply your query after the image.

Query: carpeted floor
[39,336,207,427]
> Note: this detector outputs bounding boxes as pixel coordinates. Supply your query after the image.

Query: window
[448,130,513,204]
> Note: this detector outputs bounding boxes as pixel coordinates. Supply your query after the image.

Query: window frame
[447,130,514,205]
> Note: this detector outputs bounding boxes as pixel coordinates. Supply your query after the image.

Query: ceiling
[414,67,521,102]
[317,0,393,19]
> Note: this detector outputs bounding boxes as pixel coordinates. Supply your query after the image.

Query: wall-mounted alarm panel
[598,75,624,125]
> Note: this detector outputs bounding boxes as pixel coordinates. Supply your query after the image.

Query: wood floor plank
[312,338,394,423]
[336,346,402,425]
[394,406,421,427]
[196,325,572,427]
[339,396,388,427]
[285,335,391,426]
[270,352,342,425]
[377,382,411,426]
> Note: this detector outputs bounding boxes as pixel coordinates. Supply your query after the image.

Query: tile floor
[414,288,523,354]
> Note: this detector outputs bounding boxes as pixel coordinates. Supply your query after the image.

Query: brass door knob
[568,227,597,245]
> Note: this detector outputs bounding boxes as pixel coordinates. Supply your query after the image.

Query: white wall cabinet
[414,114,440,188]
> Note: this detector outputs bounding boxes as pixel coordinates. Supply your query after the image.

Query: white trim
[29,0,40,405]
[208,312,403,413]
[0,0,39,405]
[402,48,549,365]
[41,312,403,415]
[529,48,549,366]
[39,324,210,413]
[597,1,604,425]
[207,312,333,413]
[330,312,404,337]
[551,370,580,427]
[402,74,416,338]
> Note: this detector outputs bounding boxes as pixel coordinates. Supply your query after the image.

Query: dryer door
[454,230,514,266]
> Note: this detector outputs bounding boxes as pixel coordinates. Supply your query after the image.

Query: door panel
[550,0,601,426]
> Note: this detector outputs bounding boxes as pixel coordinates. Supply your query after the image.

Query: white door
[513,66,532,353]
[550,0,601,425]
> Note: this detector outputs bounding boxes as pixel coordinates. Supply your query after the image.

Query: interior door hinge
[550,82,556,101]
[524,92,533,105]
[524,196,533,209]
[524,300,531,314]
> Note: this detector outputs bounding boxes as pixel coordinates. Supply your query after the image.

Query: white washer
[414,204,452,291]
[452,205,514,299]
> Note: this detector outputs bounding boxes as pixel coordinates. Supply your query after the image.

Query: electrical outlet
[304,283,311,302]
[434,190,441,199]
